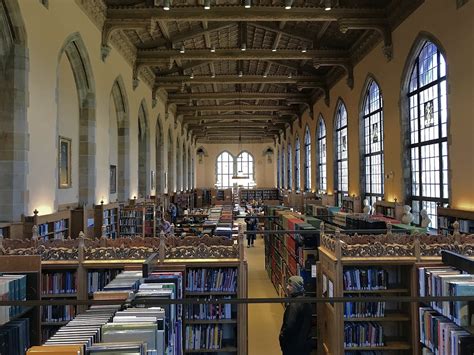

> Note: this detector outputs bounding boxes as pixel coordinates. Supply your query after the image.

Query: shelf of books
[437,207,474,235]
[417,250,474,354]
[142,256,247,354]
[239,189,279,203]
[94,202,119,239]
[317,228,474,355]
[0,255,41,352]
[119,205,145,237]
[23,210,71,241]
[342,196,361,213]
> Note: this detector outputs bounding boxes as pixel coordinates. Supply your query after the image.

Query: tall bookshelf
[437,207,474,235]
[119,205,145,237]
[318,246,415,354]
[23,210,71,240]
[0,255,41,346]
[94,202,119,238]
[144,259,247,355]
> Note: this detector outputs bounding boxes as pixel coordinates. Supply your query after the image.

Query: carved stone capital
[100,44,111,62]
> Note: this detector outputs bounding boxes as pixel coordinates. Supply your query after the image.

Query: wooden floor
[246,235,284,355]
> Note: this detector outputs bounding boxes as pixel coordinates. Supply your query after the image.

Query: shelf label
[311,265,317,278]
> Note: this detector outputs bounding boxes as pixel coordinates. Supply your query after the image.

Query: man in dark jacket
[279,276,313,355]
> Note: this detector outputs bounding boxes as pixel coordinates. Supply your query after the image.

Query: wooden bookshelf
[144,251,248,355]
[342,195,361,213]
[119,205,145,237]
[94,202,119,238]
[23,209,71,240]
[375,200,404,221]
[437,206,474,235]
[0,222,23,239]
[0,255,41,345]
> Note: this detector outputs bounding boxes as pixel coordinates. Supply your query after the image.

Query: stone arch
[155,115,164,193]
[167,128,175,193]
[57,32,96,206]
[110,75,130,201]
[0,0,28,221]
[138,100,150,197]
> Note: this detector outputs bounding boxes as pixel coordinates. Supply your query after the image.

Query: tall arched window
[281,146,285,189]
[237,151,255,188]
[287,143,292,190]
[294,137,301,191]
[317,117,327,192]
[406,41,448,227]
[362,80,384,205]
[335,101,348,206]
[304,126,311,192]
[277,148,281,189]
[216,152,234,189]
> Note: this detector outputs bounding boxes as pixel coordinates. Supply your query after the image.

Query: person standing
[244,210,258,247]
[279,276,313,355]
[168,203,177,224]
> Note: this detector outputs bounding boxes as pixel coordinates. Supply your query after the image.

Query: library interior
[0,0,473,354]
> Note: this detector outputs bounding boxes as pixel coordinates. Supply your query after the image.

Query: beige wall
[278,0,474,210]
[196,143,276,188]
[18,0,195,216]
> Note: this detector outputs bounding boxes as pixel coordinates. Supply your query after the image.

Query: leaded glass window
[216,152,234,188]
[304,126,312,191]
[317,117,327,192]
[287,143,292,190]
[295,137,301,191]
[335,101,348,206]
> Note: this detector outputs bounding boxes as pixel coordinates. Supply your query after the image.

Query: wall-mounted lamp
[33,209,39,215]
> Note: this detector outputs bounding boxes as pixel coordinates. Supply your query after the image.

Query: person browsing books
[279,276,313,355]
[244,210,258,248]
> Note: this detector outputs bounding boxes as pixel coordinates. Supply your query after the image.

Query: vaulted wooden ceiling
[102,0,423,143]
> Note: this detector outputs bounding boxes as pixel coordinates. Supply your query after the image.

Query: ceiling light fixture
[204,0,211,10]
[301,48,307,53]
[284,0,293,10]
[288,72,292,79]
[163,0,170,10]
[324,0,331,11]
[244,0,251,8]
[210,45,216,52]
[179,45,185,53]
[190,72,194,79]
[239,71,243,77]
[211,73,215,78]
[263,73,267,78]
[241,43,247,51]
[272,48,277,52]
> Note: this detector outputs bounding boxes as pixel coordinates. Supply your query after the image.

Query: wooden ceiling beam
[169,92,307,101]
[178,104,298,112]
[251,22,313,44]
[183,114,278,121]
[137,48,347,62]
[106,6,385,22]
[157,61,211,76]
[154,74,325,85]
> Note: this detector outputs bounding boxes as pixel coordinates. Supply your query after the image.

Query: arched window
[304,126,312,192]
[237,151,255,188]
[216,152,234,189]
[294,137,301,191]
[281,146,285,189]
[406,41,448,227]
[317,117,327,192]
[362,80,384,205]
[335,101,348,206]
[277,148,280,189]
[287,143,292,190]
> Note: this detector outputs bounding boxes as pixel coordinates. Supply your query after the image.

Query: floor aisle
[246,235,284,355]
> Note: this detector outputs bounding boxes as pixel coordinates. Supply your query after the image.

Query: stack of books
[0,318,30,355]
